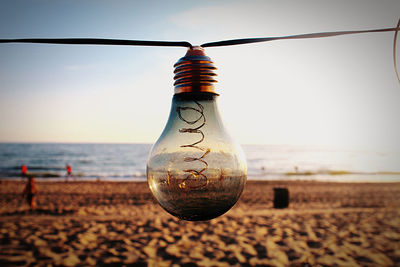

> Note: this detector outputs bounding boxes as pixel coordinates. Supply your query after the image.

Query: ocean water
[0,143,399,182]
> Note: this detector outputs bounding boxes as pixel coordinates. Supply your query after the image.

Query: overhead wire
[0,19,399,81]
[0,38,192,48]
[201,27,398,47]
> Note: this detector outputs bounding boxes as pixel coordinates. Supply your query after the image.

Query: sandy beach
[0,180,399,266]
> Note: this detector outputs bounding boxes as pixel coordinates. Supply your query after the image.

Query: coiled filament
[176,101,210,189]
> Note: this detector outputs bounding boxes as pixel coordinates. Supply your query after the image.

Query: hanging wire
[0,38,192,48]
[0,19,399,80]
[0,23,397,50]
[393,19,400,83]
[200,26,398,47]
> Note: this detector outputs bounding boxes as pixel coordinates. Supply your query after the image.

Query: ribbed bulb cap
[173,46,218,94]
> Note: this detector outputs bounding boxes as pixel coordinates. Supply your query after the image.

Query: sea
[0,143,399,182]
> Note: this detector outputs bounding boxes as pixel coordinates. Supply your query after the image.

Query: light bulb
[147,46,247,221]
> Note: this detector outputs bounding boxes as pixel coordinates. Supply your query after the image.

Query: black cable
[201,27,398,47]
[0,26,397,49]
[0,21,398,81]
[0,38,192,48]
[394,19,400,83]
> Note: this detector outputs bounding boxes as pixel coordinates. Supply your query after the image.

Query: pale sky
[0,0,399,151]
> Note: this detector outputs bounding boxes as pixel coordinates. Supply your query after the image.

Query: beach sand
[0,180,399,266]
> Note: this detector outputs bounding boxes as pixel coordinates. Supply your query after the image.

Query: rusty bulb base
[173,46,218,95]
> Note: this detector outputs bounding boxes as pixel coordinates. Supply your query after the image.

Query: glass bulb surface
[147,92,247,221]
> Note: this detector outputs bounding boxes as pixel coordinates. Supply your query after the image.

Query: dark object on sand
[273,187,289,209]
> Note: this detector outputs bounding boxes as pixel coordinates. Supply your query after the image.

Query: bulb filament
[176,101,210,189]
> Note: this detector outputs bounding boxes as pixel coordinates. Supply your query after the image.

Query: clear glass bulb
[147,92,247,221]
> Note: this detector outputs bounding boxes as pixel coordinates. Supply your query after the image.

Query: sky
[0,0,399,151]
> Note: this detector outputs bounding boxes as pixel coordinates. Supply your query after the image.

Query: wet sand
[0,180,399,266]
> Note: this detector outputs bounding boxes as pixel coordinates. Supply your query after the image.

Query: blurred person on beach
[21,164,27,178]
[23,177,39,210]
[66,164,73,181]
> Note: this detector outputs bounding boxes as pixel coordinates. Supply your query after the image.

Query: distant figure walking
[21,164,28,178]
[66,164,73,181]
[23,177,39,210]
